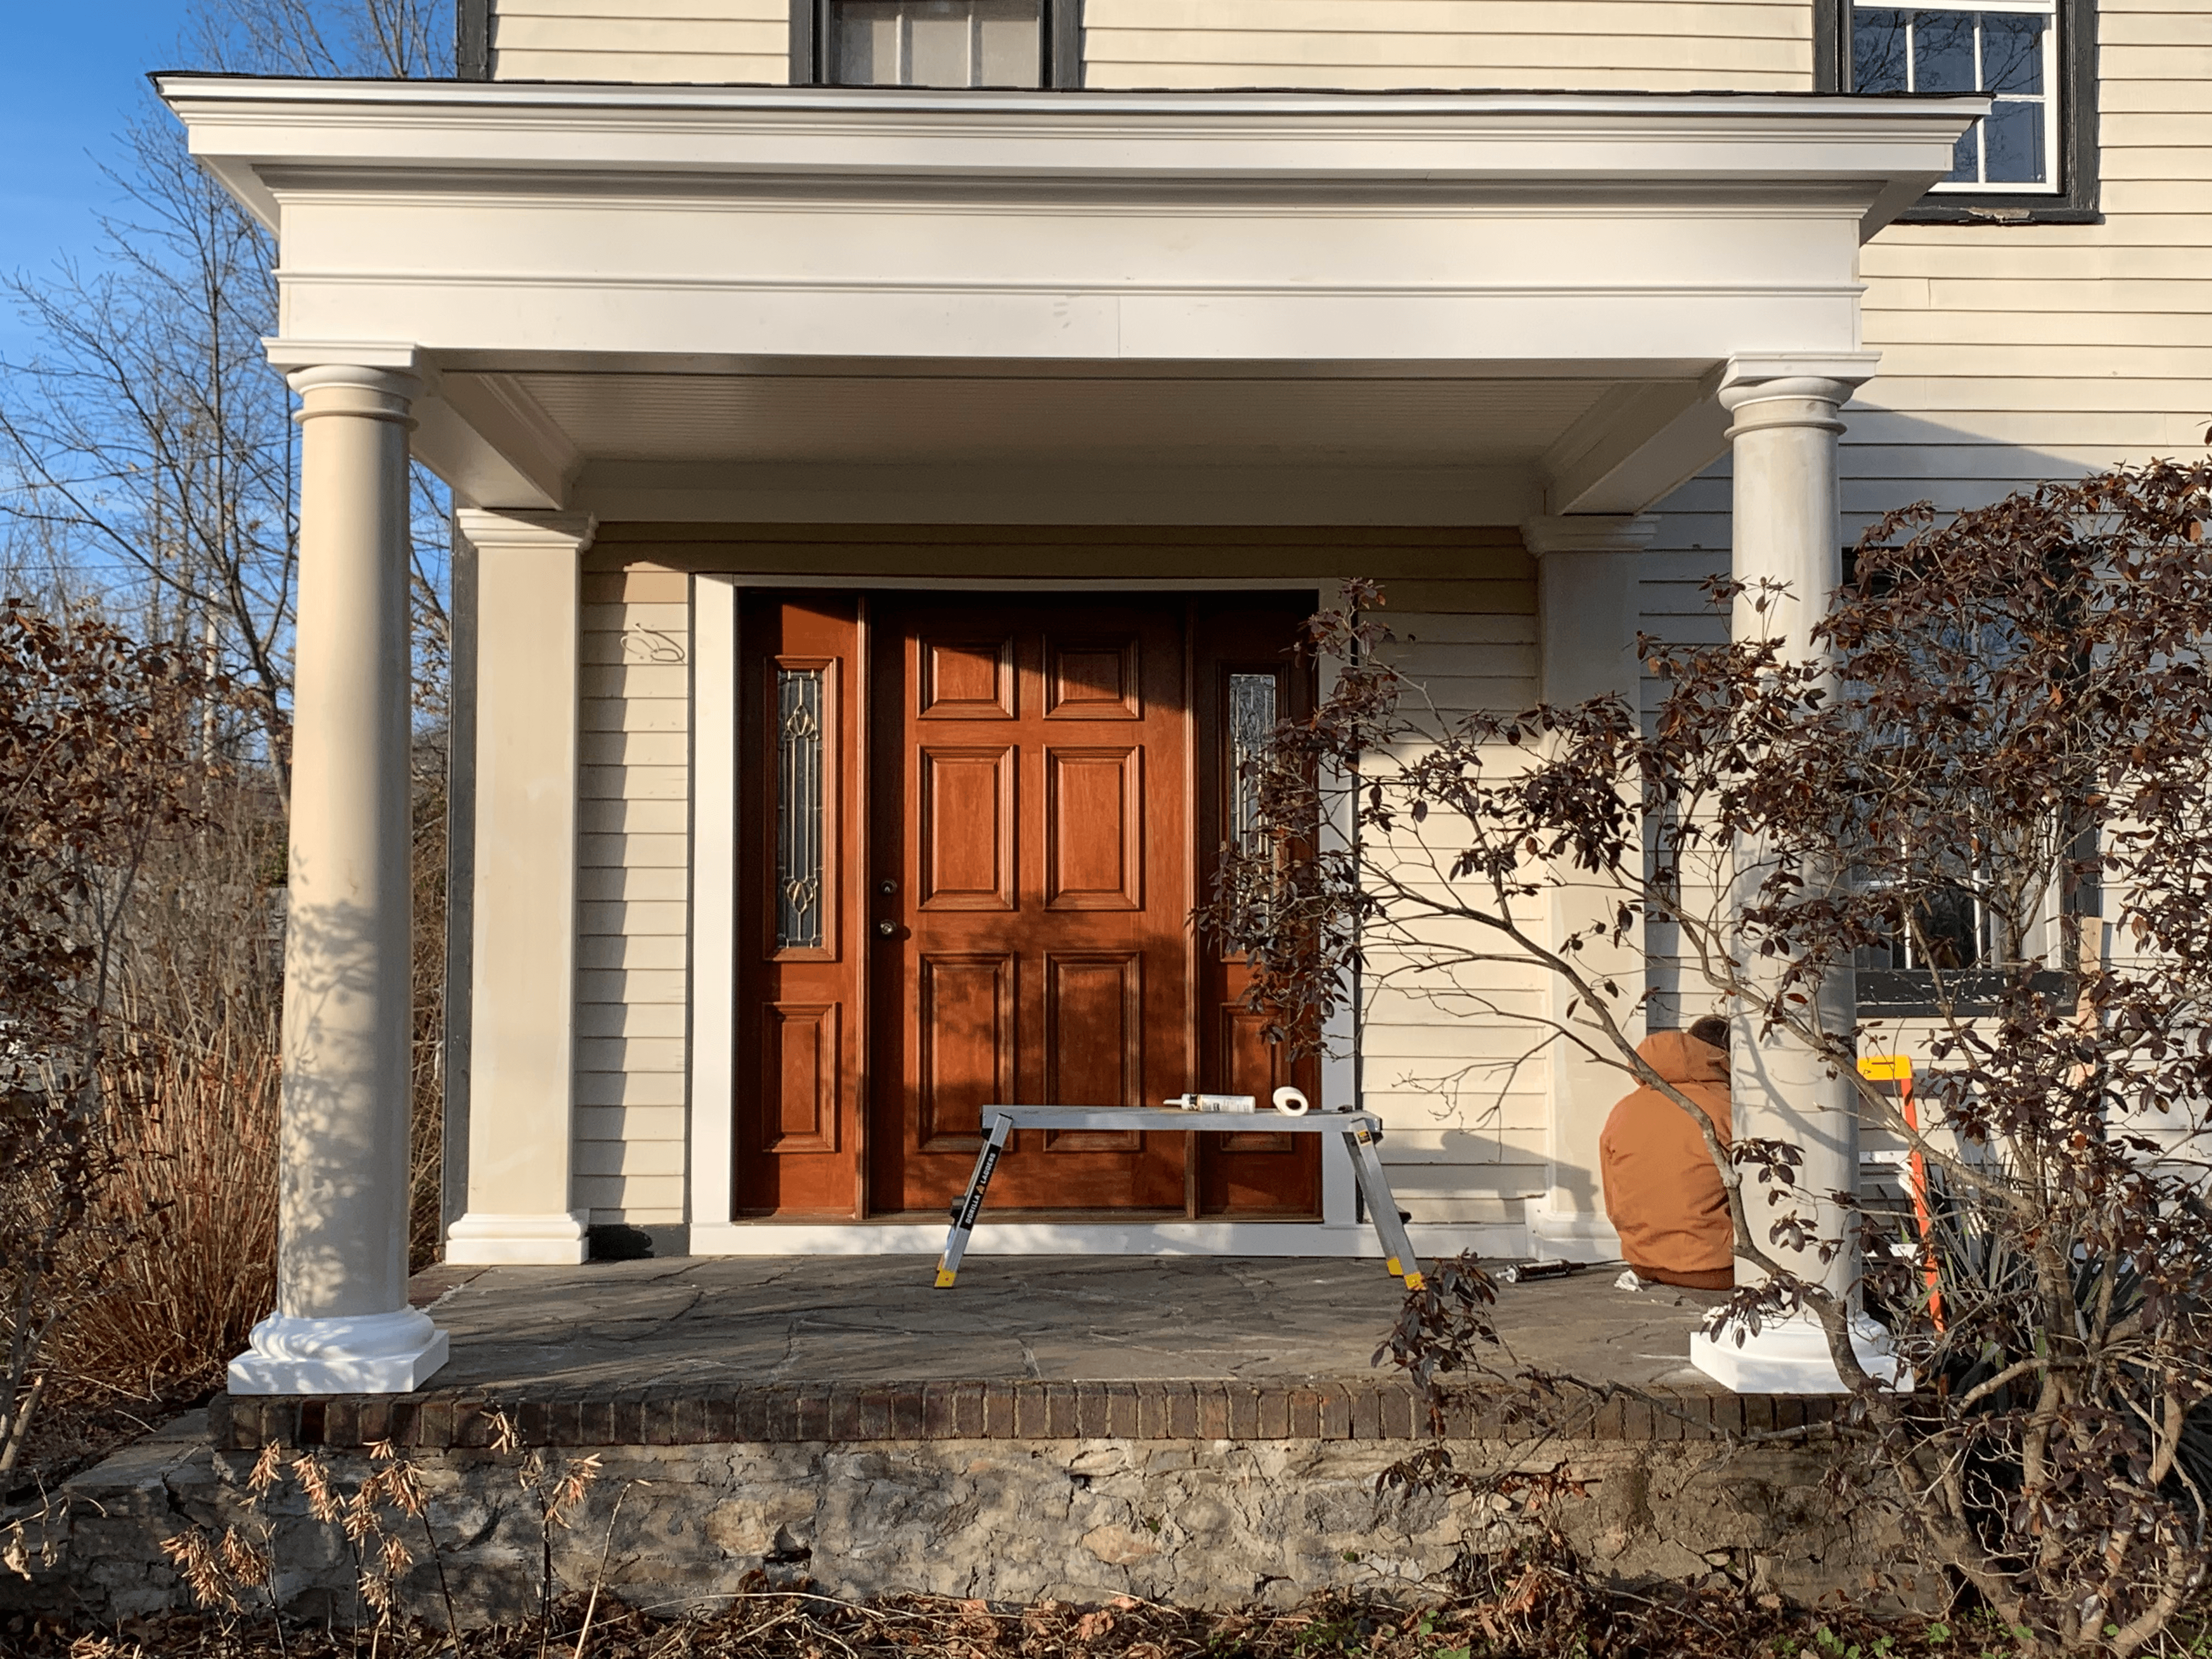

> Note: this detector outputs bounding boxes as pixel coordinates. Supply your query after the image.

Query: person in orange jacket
[1599,1015,1735,1290]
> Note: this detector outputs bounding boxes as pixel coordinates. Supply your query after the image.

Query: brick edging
[210,1380,1844,1451]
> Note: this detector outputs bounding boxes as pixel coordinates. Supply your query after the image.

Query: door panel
[918,635,1014,718]
[764,1002,839,1152]
[915,952,1017,1150]
[918,746,1016,909]
[1044,747,1143,910]
[1043,951,1146,1150]
[1047,636,1142,719]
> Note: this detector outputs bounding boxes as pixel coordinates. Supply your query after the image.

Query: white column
[1691,353,1901,1393]
[230,362,449,1395]
[1521,515,1654,1263]
[444,511,596,1266]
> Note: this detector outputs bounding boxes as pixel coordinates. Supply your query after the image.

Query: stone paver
[414,1255,1723,1395]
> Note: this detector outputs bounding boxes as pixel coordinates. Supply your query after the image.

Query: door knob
[876,919,898,938]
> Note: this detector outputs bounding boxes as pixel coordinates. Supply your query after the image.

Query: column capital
[285,364,422,425]
[455,507,598,555]
[1521,514,1658,560]
[1718,351,1880,428]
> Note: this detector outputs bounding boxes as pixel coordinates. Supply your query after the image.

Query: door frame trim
[687,574,1357,1248]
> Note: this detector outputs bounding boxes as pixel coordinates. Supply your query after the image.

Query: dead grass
[0,1577,2076,1659]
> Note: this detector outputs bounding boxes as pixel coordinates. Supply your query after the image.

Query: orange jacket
[1599,1031,1734,1279]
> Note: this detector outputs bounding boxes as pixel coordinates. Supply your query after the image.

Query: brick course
[208,1379,1845,1451]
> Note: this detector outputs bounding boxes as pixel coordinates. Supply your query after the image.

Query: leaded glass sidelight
[1228,673,1278,858]
[775,668,826,951]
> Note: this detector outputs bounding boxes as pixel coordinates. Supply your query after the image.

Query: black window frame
[1815,0,2100,224]
[458,0,491,80]
[792,0,1082,88]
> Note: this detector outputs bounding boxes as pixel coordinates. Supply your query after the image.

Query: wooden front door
[733,588,1319,1220]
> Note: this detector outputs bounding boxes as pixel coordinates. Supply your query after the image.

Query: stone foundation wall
[6,1414,1915,1625]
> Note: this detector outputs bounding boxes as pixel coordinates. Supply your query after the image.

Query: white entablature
[160,78,1982,523]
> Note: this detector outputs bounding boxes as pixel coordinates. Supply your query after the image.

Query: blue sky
[1,1,194,364]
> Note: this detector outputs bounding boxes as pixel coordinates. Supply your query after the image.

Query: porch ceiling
[423,361,1714,524]
[160,78,1987,525]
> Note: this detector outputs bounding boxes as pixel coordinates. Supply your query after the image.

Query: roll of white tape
[1272,1086,1310,1116]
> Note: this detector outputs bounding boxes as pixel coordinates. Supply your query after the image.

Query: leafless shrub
[0,600,230,1480]
[1208,462,2212,1655]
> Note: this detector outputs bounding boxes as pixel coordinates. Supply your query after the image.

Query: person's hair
[1687,1014,1731,1054]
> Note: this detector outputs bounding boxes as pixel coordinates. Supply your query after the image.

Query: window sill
[1855,968,2071,1018]
[1893,202,2103,225]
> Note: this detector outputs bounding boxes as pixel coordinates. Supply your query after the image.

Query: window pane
[1983,98,2046,183]
[1908,888,1984,971]
[1980,11,2045,94]
[975,0,1042,85]
[906,0,969,86]
[832,1,900,84]
[1912,9,1977,93]
[1946,123,1978,183]
[776,669,825,951]
[1852,7,1910,92]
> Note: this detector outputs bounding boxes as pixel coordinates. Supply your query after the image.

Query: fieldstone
[4,1431,1917,1626]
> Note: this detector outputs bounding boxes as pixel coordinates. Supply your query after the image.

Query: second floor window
[1850,3,2060,191]
[826,0,1044,87]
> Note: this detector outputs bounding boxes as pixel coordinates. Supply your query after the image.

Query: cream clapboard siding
[491,0,787,82]
[486,0,1809,89]
[1363,613,1547,1227]
[1082,0,1810,92]
[575,568,692,1226]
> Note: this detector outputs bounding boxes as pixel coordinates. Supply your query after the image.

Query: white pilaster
[1690,351,1903,1394]
[444,510,596,1266]
[1522,515,1654,1262]
[231,358,448,1395]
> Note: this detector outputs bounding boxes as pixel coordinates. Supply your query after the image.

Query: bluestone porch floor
[405,1255,1723,1396]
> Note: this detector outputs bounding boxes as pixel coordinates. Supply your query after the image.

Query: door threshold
[689,1218,1527,1259]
